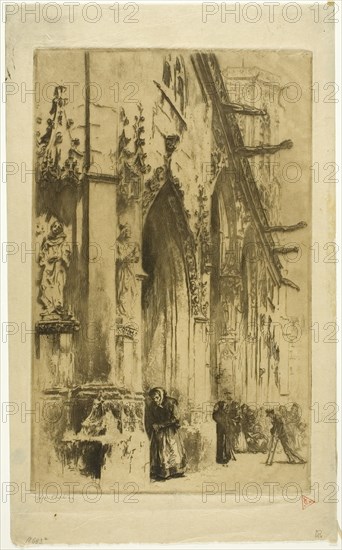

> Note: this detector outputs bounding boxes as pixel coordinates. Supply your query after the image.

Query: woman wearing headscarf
[147,387,187,480]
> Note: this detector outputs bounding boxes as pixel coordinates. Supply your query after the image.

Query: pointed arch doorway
[142,181,192,407]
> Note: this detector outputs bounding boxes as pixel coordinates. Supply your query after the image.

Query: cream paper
[4,1,338,545]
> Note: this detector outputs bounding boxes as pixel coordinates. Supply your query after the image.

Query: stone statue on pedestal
[116,223,140,322]
[38,220,71,319]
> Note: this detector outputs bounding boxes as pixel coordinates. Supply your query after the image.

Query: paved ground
[146,451,309,496]
[41,438,309,498]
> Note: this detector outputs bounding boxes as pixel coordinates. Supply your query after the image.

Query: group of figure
[213,394,306,467]
[145,387,306,481]
[213,398,267,465]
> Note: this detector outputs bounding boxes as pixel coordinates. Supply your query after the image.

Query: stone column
[115,324,138,390]
[87,175,117,383]
[193,318,210,406]
[115,197,145,393]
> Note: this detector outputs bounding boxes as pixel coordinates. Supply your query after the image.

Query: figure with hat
[265,408,306,465]
[212,390,237,466]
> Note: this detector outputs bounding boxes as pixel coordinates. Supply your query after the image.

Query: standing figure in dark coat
[213,398,235,466]
[265,409,306,465]
[147,387,187,480]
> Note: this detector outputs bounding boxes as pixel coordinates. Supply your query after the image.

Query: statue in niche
[39,220,71,319]
[116,223,140,322]
[222,297,234,337]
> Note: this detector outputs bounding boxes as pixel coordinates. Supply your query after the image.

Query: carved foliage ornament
[194,185,212,273]
[117,104,151,202]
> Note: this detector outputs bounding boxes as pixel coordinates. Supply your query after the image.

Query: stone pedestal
[56,385,149,488]
[115,323,141,391]
[35,320,79,390]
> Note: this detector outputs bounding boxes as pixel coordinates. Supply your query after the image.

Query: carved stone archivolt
[142,130,205,318]
[142,133,184,218]
[142,166,165,215]
[194,185,212,274]
[167,194,207,317]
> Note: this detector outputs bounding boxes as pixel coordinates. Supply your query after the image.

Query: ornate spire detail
[36,85,83,189]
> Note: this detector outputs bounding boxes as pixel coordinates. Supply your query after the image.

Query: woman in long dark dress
[147,387,187,480]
